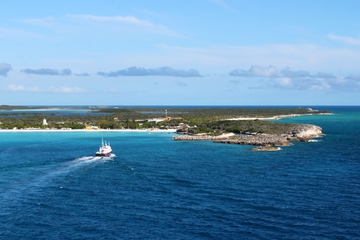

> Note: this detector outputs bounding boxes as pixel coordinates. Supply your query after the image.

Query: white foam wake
[74,153,116,162]
[1,154,117,203]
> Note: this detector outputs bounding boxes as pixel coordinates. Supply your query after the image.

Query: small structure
[178,123,190,131]
[43,118,48,126]
[85,125,99,130]
[148,118,166,123]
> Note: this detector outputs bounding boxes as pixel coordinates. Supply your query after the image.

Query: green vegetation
[183,120,300,135]
[0,106,330,133]
[0,105,30,110]
[96,107,330,119]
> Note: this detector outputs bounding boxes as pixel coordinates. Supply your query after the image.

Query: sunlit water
[1,106,359,239]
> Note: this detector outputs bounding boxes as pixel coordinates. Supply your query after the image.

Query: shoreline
[0,129,177,133]
[225,112,332,121]
[174,124,323,148]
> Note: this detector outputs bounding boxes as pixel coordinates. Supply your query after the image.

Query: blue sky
[1,0,360,105]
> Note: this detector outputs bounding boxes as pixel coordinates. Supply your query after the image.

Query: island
[0,106,331,150]
[173,123,322,151]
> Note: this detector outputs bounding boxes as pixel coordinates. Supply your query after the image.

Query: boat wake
[75,153,116,162]
[1,153,117,204]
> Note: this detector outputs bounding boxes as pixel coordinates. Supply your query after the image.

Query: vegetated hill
[97,107,331,119]
[179,107,330,118]
[0,106,331,132]
[0,105,30,110]
[179,120,302,135]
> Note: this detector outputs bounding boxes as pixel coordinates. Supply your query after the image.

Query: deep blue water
[1,106,360,239]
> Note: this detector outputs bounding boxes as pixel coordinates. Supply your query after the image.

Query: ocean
[0,106,359,239]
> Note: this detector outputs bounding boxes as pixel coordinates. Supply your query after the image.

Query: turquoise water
[0,108,108,117]
[0,106,359,239]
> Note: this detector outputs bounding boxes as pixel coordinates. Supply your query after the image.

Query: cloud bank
[345,74,360,81]
[3,84,86,93]
[21,68,72,76]
[328,33,360,46]
[97,66,202,78]
[72,15,153,27]
[68,14,180,37]
[230,66,278,77]
[231,66,360,91]
[0,63,12,76]
[280,67,312,78]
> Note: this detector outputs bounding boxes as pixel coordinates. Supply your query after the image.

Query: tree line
[0,107,330,133]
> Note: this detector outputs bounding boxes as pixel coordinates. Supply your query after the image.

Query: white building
[43,118,48,126]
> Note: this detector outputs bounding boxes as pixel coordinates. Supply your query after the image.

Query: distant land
[0,105,331,151]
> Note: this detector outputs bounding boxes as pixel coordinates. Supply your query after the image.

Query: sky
[1,0,360,106]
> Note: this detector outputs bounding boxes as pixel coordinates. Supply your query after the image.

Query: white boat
[95,138,112,157]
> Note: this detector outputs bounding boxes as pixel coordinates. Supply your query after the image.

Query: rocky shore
[172,133,235,141]
[173,124,323,148]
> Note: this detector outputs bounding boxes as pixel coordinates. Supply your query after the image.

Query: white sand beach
[226,113,332,121]
[0,128,178,133]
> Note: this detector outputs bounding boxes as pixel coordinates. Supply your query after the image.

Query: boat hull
[95,152,112,157]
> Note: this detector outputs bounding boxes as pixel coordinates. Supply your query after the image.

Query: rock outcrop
[214,134,291,146]
[288,124,322,141]
[173,124,322,148]
[173,133,235,141]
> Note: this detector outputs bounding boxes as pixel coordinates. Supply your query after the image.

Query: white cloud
[20,17,57,28]
[15,14,180,38]
[2,85,87,93]
[48,86,87,93]
[270,76,360,92]
[308,81,331,91]
[97,66,202,78]
[67,14,180,37]
[156,43,360,73]
[274,78,292,88]
[72,15,152,27]
[21,68,72,76]
[280,67,312,78]
[328,33,360,46]
[228,66,360,92]
[4,84,41,92]
[230,66,278,77]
